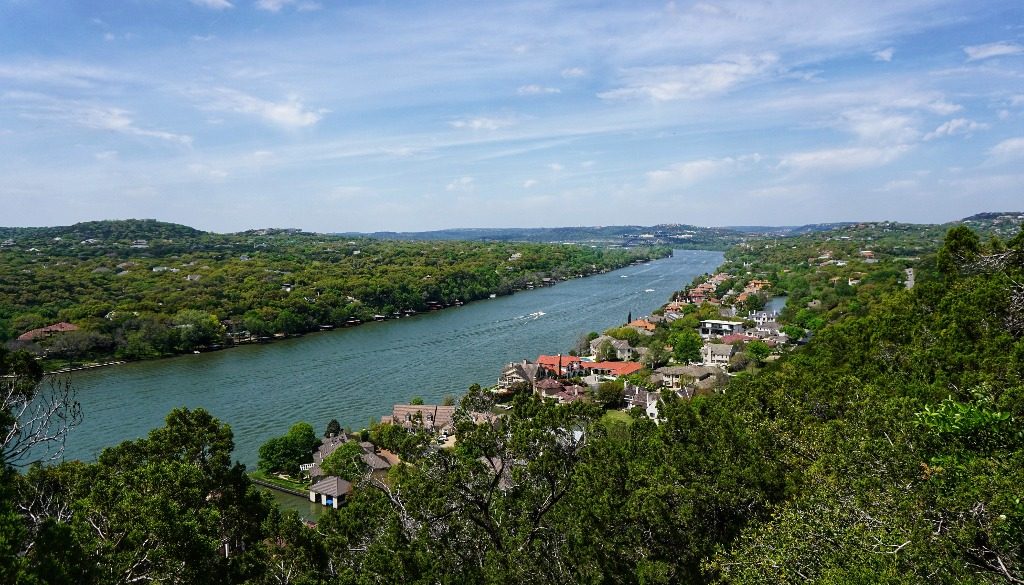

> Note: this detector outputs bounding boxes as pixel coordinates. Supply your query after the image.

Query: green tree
[258,421,320,476]
[325,418,342,437]
[671,330,703,364]
[745,340,771,365]
[320,441,365,481]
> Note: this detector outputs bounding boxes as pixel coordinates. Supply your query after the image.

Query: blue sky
[1,1,1022,232]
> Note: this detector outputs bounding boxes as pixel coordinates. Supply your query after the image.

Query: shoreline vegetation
[0,219,671,373]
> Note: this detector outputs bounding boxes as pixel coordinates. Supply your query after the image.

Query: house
[536,354,583,377]
[589,335,633,360]
[534,379,589,404]
[579,361,644,378]
[498,359,540,389]
[624,382,661,420]
[701,343,736,367]
[16,322,79,342]
[698,320,744,339]
[720,333,758,345]
[755,321,782,336]
[748,310,780,325]
[655,365,721,395]
[130,240,148,248]
[301,434,349,478]
[385,404,456,434]
[361,451,391,471]
[309,476,353,509]
[627,319,657,333]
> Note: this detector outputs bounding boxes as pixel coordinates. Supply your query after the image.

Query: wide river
[58,249,723,467]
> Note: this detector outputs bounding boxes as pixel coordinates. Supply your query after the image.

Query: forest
[0,220,667,369]
[1,223,1021,583]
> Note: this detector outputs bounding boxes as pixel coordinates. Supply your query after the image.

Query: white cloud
[547,163,563,171]
[646,156,758,188]
[190,0,233,9]
[873,47,894,62]
[255,0,320,12]
[923,118,988,141]
[780,145,908,172]
[0,62,118,88]
[561,67,586,78]
[599,53,779,101]
[964,41,1024,61]
[445,176,475,192]
[94,150,118,161]
[449,116,516,131]
[989,137,1024,160]
[77,106,193,145]
[517,84,560,96]
[523,179,538,188]
[839,109,919,144]
[200,89,324,128]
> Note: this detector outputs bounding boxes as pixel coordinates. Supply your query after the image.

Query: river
[56,249,723,467]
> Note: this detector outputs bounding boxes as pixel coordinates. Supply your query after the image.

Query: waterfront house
[385,404,456,434]
[498,359,540,389]
[309,476,352,509]
[16,322,79,342]
[589,335,634,360]
[301,433,349,479]
[537,354,583,377]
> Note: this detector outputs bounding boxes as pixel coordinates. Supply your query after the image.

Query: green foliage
[319,441,365,481]
[257,421,319,476]
[744,340,771,365]
[595,379,625,408]
[671,329,703,364]
[325,418,342,437]
[0,220,666,370]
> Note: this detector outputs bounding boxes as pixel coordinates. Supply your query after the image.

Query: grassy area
[248,470,309,492]
[601,410,634,427]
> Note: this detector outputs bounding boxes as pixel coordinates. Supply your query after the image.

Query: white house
[699,320,744,339]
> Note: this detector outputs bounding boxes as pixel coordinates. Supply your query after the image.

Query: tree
[781,324,805,341]
[325,419,342,438]
[409,396,425,406]
[671,330,703,364]
[258,421,320,476]
[171,309,224,351]
[595,380,625,409]
[0,348,81,467]
[320,441,365,481]
[745,340,772,365]
[596,339,617,362]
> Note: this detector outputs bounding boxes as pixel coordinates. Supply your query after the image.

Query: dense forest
[1,223,1021,583]
[0,220,667,369]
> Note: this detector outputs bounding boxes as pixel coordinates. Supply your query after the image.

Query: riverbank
[36,250,671,374]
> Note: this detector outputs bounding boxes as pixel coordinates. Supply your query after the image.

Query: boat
[489,293,497,299]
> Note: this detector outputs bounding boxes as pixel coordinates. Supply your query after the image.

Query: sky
[1,1,1023,232]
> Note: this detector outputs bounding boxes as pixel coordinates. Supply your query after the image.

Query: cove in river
[56,249,723,468]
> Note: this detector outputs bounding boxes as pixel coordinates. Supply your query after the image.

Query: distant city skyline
[1,1,1023,232]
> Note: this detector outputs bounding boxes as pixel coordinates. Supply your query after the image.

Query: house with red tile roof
[16,322,79,342]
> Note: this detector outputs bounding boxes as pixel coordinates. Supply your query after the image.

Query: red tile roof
[17,322,79,342]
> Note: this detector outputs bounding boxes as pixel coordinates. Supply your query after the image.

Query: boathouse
[309,476,353,509]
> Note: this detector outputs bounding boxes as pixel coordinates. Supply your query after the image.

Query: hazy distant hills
[1,213,1020,247]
